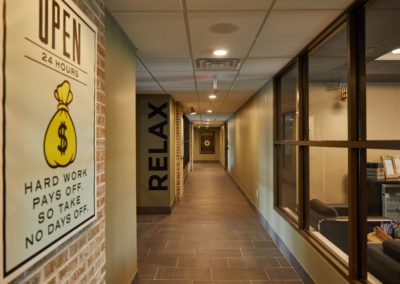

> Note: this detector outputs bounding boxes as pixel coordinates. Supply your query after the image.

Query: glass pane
[366,0,400,140]
[308,25,348,141]
[308,147,348,261]
[366,149,400,283]
[279,145,298,218]
[280,66,298,140]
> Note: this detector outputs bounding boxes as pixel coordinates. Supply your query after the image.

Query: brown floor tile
[141,232,184,241]
[209,240,254,249]
[183,231,224,241]
[138,239,169,249]
[138,280,192,284]
[167,240,210,249]
[194,281,251,284]
[137,163,304,284]
[177,257,228,268]
[196,249,242,257]
[228,257,280,268]
[138,248,150,257]
[277,258,291,268]
[138,257,178,268]
[265,268,301,280]
[252,281,302,284]
[148,249,196,258]
[252,241,277,249]
[212,268,268,280]
[241,249,283,257]
[138,267,158,279]
[223,231,266,241]
[156,267,211,280]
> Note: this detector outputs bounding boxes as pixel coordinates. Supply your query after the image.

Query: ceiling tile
[140,59,193,72]
[136,42,190,59]
[188,11,266,58]
[112,12,189,58]
[232,79,268,92]
[251,39,307,57]
[274,0,354,10]
[240,58,290,76]
[259,10,341,41]
[107,0,182,11]
[186,0,273,11]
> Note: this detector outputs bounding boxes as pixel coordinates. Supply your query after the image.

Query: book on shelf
[367,162,384,169]
[367,175,385,180]
[367,169,385,174]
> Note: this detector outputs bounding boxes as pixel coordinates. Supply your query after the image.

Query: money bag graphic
[44,81,77,168]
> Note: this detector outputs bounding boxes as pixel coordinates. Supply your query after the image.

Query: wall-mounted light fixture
[190,107,196,115]
[209,77,218,99]
[339,82,347,101]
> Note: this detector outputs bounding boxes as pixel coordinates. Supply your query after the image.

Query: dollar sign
[58,122,68,155]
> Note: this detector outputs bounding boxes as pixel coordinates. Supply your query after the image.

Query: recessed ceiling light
[213,49,228,56]
[392,48,400,54]
[207,109,213,113]
[209,94,217,99]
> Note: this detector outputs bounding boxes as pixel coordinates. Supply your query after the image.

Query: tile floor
[137,162,304,284]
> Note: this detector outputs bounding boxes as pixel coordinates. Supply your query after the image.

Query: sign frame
[0,0,98,282]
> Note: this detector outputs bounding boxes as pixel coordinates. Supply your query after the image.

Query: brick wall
[175,102,183,202]
[11,1,107,283]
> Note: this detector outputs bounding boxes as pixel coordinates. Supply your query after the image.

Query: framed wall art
[200,131,215,154]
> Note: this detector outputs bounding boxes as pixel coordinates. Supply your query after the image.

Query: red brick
[69,236,87,258]
[59,258,78,280]
[44,250,68,278]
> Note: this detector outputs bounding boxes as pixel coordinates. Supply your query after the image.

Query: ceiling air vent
[196,58,241,71]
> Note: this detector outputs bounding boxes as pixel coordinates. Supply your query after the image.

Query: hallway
[137,162,303,284]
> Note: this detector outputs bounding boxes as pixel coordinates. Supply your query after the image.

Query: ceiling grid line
[108,0,355,127]
[181,0,202,122]
[135,55,168,94]
[213,0,278,123]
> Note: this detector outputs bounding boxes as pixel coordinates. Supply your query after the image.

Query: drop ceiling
[106,0,354,126]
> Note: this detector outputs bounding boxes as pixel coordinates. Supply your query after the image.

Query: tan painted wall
[228,81,347,284]
[136,95,176,209]
[105,13,137,284]
[193,127,221,161]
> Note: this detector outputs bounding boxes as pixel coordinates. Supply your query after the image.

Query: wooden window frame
[273,0,400,282]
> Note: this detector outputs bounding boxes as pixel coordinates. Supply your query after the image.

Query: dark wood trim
[274,205,300,228]
[275,140,400,149]
[348,5,367,281]
[298,53,307,230]
[351,140,400,149]
[224,121,228,170]
[137,203,175,215]
[273,78,280,208]
[305,16,347,55]
[271,0,392,282]
[275,140,349,147]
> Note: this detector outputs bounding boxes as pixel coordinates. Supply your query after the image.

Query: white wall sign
[0,0,97,281]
